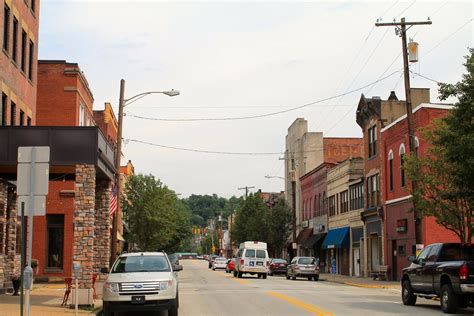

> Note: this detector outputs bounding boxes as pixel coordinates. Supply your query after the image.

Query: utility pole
[111,79,125,264]
[238,186,255,199]
[375,18,431,247]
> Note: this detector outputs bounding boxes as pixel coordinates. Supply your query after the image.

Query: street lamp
[265,175,285,180]
[111,79,180,264]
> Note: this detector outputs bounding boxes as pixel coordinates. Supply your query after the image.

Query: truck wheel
[238,271,243,278]
[286,273,290,280]
[441,284,459,314]
[313,275,319,281]
[233,270,237,277]
[263,274,267,279]
[402,280,417,306]
[168,298,179,316]
[458,296,470,308]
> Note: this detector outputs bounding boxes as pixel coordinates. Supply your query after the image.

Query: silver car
[286,256,320,281]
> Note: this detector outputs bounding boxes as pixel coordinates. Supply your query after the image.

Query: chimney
[388,91,398,101]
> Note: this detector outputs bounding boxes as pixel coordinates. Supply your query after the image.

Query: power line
[125,71,400,122]
[411,71,443,84]
[130,104,355,110]
[396,0,417,18]
[125,138,363,156]
[422,18,473,58]
[413,0,451,38]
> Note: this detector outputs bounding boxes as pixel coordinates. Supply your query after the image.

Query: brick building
[355,88,429,277]
[0,0,39,293]
[381,101,459,280]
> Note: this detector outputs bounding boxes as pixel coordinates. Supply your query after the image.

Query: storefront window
[46,215,64,269]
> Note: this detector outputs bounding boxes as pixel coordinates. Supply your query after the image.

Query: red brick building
[0,0,39,293]
[381,102,458,280]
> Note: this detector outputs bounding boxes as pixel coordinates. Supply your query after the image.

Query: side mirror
[408,256,419,264]
[100,267,109,274]
[174,264,183,272]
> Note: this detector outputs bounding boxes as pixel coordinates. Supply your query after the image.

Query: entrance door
[392,240,398,281]
[353,248,360,277]
[370,237,379,273]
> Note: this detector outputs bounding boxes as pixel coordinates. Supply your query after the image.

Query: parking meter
[23,266,33,290]
[73,262,81,279]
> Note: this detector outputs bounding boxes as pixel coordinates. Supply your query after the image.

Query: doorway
[353,248,360,277]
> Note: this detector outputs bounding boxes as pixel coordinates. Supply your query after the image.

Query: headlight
[105,282,119,293]
[160,280,173,290]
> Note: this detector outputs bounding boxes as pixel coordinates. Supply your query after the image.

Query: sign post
[17,147,50,316]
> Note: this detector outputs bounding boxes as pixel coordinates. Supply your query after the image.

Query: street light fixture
[111,79,180,264]
[265,175,285,180]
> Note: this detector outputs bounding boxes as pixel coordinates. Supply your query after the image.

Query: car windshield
[273,259,287,264]
[245,249,255,258]
[256,250,266,258]
[216,257,227,262]
[111,255,170,273]
[439,244,474,261]
[298,257,317,265]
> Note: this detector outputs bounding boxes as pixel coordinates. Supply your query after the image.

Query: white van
[233,241,269,279]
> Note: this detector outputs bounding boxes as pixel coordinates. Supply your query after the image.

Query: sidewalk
[0,282,103,316]
[319,273,401,290]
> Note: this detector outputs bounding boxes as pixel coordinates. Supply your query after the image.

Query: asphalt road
[113,259,474,316]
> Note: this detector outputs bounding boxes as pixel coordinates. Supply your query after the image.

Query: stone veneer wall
[0,182,7,292]
[94,180,111,280]
[74,164,96,289]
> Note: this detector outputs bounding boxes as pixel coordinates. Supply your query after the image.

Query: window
[12,17,18,63]
[245,249,255,258]
[340,190,348,213]
[3,4,10,52]
[414,137,420,157]
[388,150,394,191]
[314,195,318,217]
[10,101,16,126]
[399,144,406,187]
[85,113,90,127]
[79,104,85,126]
[256,250,266,258]
[21,30,26,72]
[26,116,31,126]
[28,40,34,80]
[350,182,364,210]
[46,215,64,269]
[367,174,380,208]
[0,93,6,126]
[111,255,170,273]
[328,195,336,217]
[19,110,24,126]
[31,0,36,13]
[368,125,377,158]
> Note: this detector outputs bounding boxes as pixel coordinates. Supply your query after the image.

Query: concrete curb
[321,278,400,290]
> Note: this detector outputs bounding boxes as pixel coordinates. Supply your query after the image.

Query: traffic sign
[18,147,50,163]
[17,163,49,196]
[17,196,46,216]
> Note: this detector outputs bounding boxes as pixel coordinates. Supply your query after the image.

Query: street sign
[17,163,49,196]
[18,147,50,163]
[17,196,46,216]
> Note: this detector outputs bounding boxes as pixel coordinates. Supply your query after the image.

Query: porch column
[0,182,7,293]
[94,180,111,280]
[73,164,96,306]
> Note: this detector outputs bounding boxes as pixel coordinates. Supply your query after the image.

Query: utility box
[408,41,419,63]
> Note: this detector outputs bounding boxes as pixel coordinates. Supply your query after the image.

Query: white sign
[18,147,50,163]
[17,163,49,196]
[292,242,297,250]
[17,196,46,216]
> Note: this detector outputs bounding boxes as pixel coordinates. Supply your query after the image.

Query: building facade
[381,102,459,280]
[326,158,364,276]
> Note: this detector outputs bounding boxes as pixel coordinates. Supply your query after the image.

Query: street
[114,259,474,316]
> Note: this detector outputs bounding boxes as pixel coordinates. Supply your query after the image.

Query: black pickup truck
[401,243,474,313]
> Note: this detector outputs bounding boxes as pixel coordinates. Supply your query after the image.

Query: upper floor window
[414,137,420,157]
[3,4,10,52]
[388,149,394,191]
[0,93,6,126]
[12,17,18,63]
[27,116,31,126]
[20,29,27,72]
[328,195,336,217]
[367,174,380,208]
[349,182,364,210]
[399,144,406,187]
[340,190,349,213]
[28,40,34,80]
[31,0,36,13]
[368,125,377,158]
[10,101,16,126]
[19,110,24,126]
[79,104,85,126]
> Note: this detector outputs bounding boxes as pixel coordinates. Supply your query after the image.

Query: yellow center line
[266,291,334,316]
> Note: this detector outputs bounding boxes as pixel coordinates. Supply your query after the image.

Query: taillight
[240,259,244,265]
[460,264,469,280]
[267,261,270,267]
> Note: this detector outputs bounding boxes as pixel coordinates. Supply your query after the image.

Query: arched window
[414,137,420,157]
[388,149,394,191]
[399,143,406,187]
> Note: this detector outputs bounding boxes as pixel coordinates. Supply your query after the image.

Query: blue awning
[322,227,350,249]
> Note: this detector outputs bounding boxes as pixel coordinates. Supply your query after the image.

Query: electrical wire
[422,18,473,58]
[396,0,417,18]
[411,71,443,84]
[130,104,355,110]
[125,71,400,122]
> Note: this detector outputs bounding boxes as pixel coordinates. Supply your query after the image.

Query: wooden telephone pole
[375,18,431,246]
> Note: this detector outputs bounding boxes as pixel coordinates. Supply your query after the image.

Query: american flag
[109,185,118,217]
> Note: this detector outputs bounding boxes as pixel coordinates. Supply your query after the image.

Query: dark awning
[303,233,326,248]
[322,227,350,249]
[296,228,313,245]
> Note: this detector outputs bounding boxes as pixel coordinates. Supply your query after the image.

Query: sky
[39,0,473,198]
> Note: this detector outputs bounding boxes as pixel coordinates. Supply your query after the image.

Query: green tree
[231,193,269,245]
[405,49,473,242]
[267,200,292,257]
[122,174,191,252]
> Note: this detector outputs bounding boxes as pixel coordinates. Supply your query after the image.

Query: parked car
[208,255,217,268]
[401,243,474,314]
[233,241,269,279]
[269,258,289,276]
[101,252,182,316]
[226,259,235,273]
[212,257,227,270]
[286,256,320,281]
